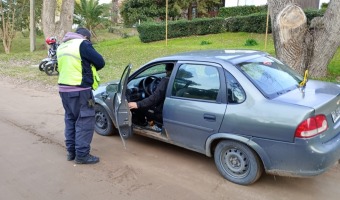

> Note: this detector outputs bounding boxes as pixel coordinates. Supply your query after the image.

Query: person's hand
[128,102,138,109]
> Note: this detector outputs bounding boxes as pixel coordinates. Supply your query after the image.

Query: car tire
[94,104,117,136]
[214,140,263,185]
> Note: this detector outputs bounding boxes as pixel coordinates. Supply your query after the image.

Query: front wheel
[214,140,263,185]
[94,104,117,136]
[44,63,56,76]
[38,61,48,71]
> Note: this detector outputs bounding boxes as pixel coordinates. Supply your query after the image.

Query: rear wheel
[94,104,117,136]
[214,140,263,185]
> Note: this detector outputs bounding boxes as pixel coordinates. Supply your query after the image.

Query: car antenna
[299,69,308,87]
[299,69,308,97]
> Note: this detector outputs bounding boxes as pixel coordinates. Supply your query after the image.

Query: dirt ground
[1,77,340,200]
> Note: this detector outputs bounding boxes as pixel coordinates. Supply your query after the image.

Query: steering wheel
[142,76,161,96]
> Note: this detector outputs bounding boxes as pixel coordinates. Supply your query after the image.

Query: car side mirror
[232,87,246,103]
[106,84,118,94]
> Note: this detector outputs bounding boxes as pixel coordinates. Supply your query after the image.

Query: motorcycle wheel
[38,61,48,71]
[55,64,59,75]
[44,63,56,76]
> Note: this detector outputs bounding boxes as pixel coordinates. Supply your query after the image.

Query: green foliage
[36,28,44,36]
[21,30,29,38]
[180,0,222,18]
[200,40,212,45]
[0,0,44,32]
[244,39,258,46]
[224,9,324,34]
[218,5,267,18]
[120,0,172,27]
[120,0,222,27]
[74,0,107,31]
[0,30,338,84]
[137,18,226,43]
[122,32,131,39]
[321,3,328,9]
[304,9,325,24]
[225,13,271,33]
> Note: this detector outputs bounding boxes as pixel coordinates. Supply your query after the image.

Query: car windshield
[237,56,303,99]
[135,64,166,78]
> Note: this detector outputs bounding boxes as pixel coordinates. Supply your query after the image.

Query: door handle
[204,114,216,121]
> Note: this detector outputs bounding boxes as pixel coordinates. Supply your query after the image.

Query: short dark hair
[165,63,174,71]
[76,27,91,41]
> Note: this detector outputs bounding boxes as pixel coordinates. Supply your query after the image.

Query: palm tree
[74,0,105,36]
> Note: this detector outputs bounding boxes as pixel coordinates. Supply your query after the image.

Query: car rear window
[237,56,303,99]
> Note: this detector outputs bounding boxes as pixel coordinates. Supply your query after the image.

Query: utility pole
[166,0,168,46]
[30,0,36,52]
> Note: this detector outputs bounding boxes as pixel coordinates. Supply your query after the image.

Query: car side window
[225,70,246,104]
[172,64,220,101]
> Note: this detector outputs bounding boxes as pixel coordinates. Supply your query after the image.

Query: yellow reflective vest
[57,39,100,90]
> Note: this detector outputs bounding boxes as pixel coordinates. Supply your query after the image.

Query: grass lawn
[0,29,338,86]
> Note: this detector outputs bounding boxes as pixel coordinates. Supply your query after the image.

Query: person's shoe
[75,154,100,164]
[150,125,162,132]
[67,152,75,161]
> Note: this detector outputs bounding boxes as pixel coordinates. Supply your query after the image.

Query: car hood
[273,80,340,114]
[93,80,119,96]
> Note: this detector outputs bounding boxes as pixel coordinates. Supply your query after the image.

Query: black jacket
[79,40,105,88]
[137,77,169,114]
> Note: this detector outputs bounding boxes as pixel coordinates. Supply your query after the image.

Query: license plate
[331,106,340,123]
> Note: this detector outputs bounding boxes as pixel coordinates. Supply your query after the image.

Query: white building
[225,0,267,7]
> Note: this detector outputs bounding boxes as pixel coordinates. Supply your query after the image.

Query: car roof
[150,49,269,65]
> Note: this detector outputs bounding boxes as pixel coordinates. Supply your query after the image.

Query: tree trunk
[0,0,16,54]
[42,0,57,39]
[295,0,319,9]
[58,0,75,40]
[268,0,340,78]
[188,4,193,20]
[42,0,74,42]
[308,0,340,77]
[30,0,36,52]
[111,0,119,25]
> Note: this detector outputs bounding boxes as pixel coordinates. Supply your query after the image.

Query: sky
[225,0,330,7]
[99,0,110,4]
[99,0,330,7]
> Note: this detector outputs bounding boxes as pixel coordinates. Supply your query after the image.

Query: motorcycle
[39,37,59,76]
[44,58,58,76]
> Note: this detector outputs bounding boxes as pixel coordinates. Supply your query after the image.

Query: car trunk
[274,80,340,142]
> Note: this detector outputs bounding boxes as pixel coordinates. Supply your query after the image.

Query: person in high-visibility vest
[57,27,105,164]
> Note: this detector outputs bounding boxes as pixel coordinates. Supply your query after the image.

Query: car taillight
[295,115,328,138]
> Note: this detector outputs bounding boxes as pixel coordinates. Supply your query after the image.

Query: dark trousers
[132,108,163,126]
[59,89,95,158]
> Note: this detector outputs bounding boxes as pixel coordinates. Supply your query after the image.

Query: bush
[304,9,325,24]
[21,30,29,38]
[137,18,226,43]
[225,12,271,34]
[137,8,324,43]
[245,39,258,46]
[218,5,267,18]
[224,9,323,34]
[200,40,212,45]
